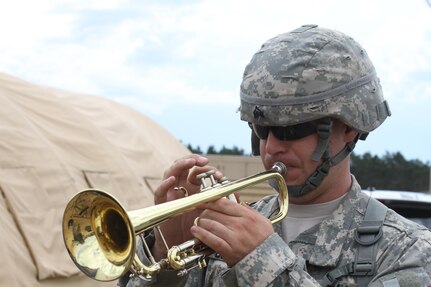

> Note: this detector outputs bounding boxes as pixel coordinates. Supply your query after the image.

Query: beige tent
[0,72,190,286]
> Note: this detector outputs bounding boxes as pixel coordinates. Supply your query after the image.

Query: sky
[0,0,430,163]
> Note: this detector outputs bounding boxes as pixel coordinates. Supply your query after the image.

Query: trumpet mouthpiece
[272,162,287,176]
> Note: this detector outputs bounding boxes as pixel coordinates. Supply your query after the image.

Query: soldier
[120,25,431,286]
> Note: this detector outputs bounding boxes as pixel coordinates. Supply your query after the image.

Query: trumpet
[62,162,288,281]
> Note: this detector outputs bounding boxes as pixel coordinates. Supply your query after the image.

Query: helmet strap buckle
[311,118,332,161]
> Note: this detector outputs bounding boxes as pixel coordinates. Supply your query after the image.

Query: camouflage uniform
[120,177,431,286]
[119,25,431,286]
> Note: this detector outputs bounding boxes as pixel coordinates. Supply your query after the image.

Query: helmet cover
[240,24,391,134]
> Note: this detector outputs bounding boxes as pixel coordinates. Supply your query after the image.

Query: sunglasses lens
[252,122,316,141]
[252,124,270,139]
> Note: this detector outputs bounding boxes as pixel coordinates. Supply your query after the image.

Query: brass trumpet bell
[62,190,135,281]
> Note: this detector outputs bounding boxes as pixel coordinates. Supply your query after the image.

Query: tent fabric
[0,72,190,286]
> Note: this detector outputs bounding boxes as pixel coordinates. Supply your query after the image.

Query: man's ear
[344,125,359,143]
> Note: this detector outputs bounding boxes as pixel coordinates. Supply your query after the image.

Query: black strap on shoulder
[322,197,388,287]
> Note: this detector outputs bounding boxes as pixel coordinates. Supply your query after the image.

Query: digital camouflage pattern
[119,26,429,287]
[119,177,431,287]
[240,25,391,134]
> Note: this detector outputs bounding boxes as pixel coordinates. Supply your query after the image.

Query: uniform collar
[264,176,367,267]
[289,177,368,267]
[255,176,369,267]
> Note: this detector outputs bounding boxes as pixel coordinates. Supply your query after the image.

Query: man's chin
[284,176,305,187]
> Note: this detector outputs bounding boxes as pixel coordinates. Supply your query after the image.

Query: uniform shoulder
[384,208,431,243]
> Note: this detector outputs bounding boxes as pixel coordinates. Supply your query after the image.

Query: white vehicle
[363,189,431,228]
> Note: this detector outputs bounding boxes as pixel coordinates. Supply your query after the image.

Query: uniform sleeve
[121,270,190,287]
[117,234,191,287]
[220,233,321,287]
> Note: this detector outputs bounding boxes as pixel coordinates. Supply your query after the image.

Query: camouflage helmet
[240,24,391,135]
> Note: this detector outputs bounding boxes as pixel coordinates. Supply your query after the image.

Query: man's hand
[151,154,222,260]
[190,198,274,267]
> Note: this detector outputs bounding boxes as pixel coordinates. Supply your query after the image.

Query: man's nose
[263,131,289,155]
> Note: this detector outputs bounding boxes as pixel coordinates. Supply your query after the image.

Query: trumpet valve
[197,172,209,188]
[219,176,229,184]
[197,170,224,190]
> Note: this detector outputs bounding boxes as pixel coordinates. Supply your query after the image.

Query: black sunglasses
[250,122,317,141]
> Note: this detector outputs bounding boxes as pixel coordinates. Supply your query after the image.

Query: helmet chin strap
[270,119,359,198]
[311,118,332,161]
[288,134,359,198]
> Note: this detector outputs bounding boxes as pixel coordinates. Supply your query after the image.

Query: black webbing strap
[290,134,359,197]
[322,197,388,287]
[311,118,332,161]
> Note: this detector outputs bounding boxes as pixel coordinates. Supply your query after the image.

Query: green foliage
[351,152,430,191]
[217,146,245,155]
[206,145,217,154]
[186,144,203,154]
[186,144,245,155]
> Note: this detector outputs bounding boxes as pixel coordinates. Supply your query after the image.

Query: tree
[185,144,245,155]
[351,152,430,191]
[218,145,245,155]
[186,144,203,154]
[206,145,217,154]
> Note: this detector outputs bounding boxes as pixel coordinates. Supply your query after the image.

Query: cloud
[0,0,430,161]
[362,4,431,104]
[0,1,75,43]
